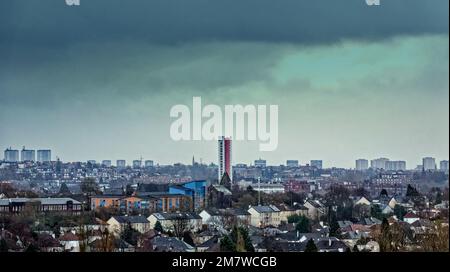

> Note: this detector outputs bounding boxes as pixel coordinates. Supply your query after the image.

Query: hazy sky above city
[0,0,448,168]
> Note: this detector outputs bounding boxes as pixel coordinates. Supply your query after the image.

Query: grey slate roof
[224,208,251,216]
[152,237,194,252]
[151,212,202,220]
[112,216,149,224]
[251,205,280,213]
[0,197,81,205]
[198,236,219,248]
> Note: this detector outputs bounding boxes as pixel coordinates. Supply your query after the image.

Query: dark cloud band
[0,0,448,46]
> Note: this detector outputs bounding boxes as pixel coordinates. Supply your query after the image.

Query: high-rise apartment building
[440,160,449,172]
[370,158,389,170]
[116,160,126,168]
[4,148,19,162]
[355,159,369,171]
[254,159,267,168]
[102,160,112,167]
[21,147,35,162]
[423,157,436,171]
[310,160,323,169]
[145,160,154,167]
[385,161,406,171]
[133,160,142,168]
[218,136,232,182]
[37,150,51,162]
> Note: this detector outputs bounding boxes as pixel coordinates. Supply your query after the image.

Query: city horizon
[2,144,448,170]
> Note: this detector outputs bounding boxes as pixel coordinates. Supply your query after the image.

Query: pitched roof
[37,234,62,248]
[151,212,202,220]
[411,219,433,228]
[315,238,348,251]
[112,215,149,224]
[363,217,382,225]
[38,198,82,205]
[337,220,353,229]
[305,200,324,208]
[152,237,194,252]
[277,241,307,252]
[0,197,81,205]
[223,208,251,216]
[251,205,280,213]
[198,236,219,248]
[404,212,420,219]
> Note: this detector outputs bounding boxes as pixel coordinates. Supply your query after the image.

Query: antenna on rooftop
[258,177,261,206]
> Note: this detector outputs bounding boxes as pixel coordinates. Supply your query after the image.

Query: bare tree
[220,211,237,230]
[419,221,449,252]
[171,215,189,238]
[98,228,115,252]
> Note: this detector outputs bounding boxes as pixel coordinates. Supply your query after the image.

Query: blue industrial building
[169,180,207,211]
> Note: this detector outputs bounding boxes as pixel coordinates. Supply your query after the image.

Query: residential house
[223,208,251,226]
[315,237,348,252]
[196,236,220,252]
[59,231,81,252]
[113,239,136,252]
[199,208,251,229]
[277,204,308,224]
[107,216,151,236]
[304,200,326,220]
[248,205,281,228]
[381,205,394,215]
[147,212,203,233]
[354,196,371,206]
[403,212,420,224]
[387,197,398,209]
[37,233,64,252]
[199,209,222,226]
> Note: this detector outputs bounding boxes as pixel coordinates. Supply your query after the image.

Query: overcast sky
[0,0,448,168]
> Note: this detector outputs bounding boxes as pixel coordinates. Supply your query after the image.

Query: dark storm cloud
[0,0,448,47]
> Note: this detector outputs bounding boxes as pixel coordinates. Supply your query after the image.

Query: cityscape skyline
[2,144,448,170]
